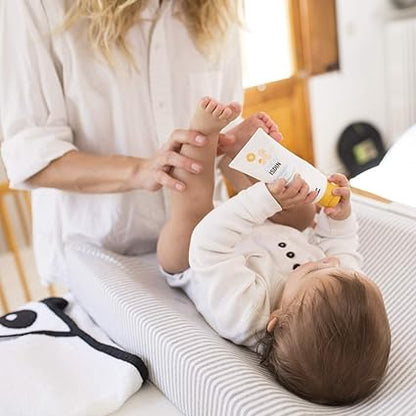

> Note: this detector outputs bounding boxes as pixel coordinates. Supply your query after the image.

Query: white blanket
[0,295,147,416]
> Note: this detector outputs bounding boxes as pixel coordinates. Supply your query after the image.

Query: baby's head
[259,257,391,405]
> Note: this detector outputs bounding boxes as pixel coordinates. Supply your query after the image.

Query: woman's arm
[27,130,208,193]
[0,2,207,194]
[27,151,141,193]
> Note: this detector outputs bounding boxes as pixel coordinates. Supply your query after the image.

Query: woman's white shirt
[0,0,243,284]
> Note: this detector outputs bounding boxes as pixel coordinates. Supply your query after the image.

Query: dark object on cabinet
[337,122,387,178]
[391,0,416,9]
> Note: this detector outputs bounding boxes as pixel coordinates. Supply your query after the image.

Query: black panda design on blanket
[0,296,148,416]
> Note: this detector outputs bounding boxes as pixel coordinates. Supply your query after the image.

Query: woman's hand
[134,129,208,192]
[266,174,317,210]
[323,173,351,220]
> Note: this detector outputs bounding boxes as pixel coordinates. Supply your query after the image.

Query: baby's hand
[266,174,317,210]
[323,173,351,220]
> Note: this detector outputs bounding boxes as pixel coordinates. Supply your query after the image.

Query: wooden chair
[0,182,56,313]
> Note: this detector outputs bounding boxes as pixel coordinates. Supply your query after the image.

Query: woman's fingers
[166,129,207,151]
[154,169,185,192]
[150,129,211,192]
[157,150,202,174]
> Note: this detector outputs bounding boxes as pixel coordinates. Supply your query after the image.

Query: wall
[309,0,398,175]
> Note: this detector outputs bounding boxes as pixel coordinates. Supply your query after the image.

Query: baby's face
[276,257,382,311]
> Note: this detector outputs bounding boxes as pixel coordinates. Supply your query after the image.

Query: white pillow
[350,125,416,207]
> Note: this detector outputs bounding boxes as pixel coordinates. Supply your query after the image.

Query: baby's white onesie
[166,182,362,349]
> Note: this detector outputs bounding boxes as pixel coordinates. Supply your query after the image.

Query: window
[241,0,293,88]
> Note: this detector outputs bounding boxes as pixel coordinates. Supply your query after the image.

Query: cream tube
[229,128,340,207]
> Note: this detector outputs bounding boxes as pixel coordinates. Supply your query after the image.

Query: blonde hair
[62,0,243,63]
[258,273,391,405]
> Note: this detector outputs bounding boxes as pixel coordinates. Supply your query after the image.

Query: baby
[157,97,391,405]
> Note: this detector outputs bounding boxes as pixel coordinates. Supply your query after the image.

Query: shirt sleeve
[0,0,77,189]
[183,182,282,346]
[311,210,363,271]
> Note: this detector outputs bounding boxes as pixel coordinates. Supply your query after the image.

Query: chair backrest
[0,182,56,313]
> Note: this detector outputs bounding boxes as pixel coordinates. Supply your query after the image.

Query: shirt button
[292,263,300,270]
[278,242,286,248]
[286,252,295,258]
[158,101,165,109]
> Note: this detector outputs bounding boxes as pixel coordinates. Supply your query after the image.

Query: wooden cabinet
[242,0,339,164]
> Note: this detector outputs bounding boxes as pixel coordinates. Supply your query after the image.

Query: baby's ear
[266,310,283,333]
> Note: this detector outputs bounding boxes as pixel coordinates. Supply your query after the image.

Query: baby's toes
[219,107,232,120]
[205,99,219,113]
[229,102,242,116]
[261,115,280,135]
[257,111,270,121]
[213,104,224,118]
[200,96,211,110]
[246,114,266,129]
[257,112,275,128]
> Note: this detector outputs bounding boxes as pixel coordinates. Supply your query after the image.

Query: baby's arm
[191,176,315,270]
[312,174,363,270]
[182,178,314,346]
[186,182,281,345]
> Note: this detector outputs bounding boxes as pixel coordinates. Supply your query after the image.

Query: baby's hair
[258,272,391,405]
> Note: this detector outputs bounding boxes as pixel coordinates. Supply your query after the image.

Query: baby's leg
[223,113,317,231]
[157,97,241,273]
[219,112,280,194]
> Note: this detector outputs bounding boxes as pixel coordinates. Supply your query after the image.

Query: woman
[0,0,263,284]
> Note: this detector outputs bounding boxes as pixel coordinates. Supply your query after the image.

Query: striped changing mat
[66,195,416,416]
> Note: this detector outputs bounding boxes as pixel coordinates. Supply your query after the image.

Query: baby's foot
[235,112,281,143]
[223,112,282,159]
[190,97,241,136]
